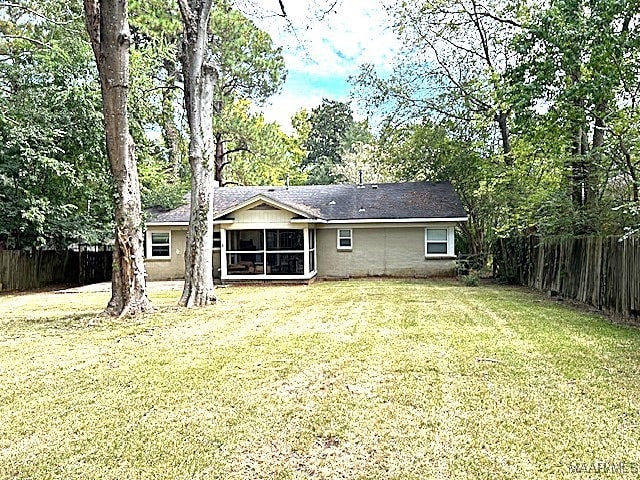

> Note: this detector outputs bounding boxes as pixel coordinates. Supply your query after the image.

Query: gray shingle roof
[147,181,467,223]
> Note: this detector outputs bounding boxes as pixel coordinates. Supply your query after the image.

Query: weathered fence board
[0,249,112,291]
[494,236,640,320]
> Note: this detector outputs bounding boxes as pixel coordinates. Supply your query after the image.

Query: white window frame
[307,228,317,274]
[424,227,454,258]
[337,228,353,250]
[146,230,171,259]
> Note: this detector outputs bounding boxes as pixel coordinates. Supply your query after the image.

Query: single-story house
[145,181,468,282]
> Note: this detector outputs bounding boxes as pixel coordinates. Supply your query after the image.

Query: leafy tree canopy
[0,1,113,249]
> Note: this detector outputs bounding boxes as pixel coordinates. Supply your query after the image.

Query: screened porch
[221,228,316,279]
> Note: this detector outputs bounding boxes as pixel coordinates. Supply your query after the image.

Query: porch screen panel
[265,229,304,275]
[266,230,303,250]
[227,230,263,251]
[266,252,304,275]
[226,229,264,275]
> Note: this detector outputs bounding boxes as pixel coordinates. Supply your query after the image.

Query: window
[425,228,449,256]
[337,229,352,250]
[213,231,221,250]
[148,231,171,258]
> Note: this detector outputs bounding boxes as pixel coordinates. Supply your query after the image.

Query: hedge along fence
[494,236,640,320]
[0,248,112,292]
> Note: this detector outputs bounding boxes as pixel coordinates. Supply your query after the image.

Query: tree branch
[0,108,19,125]
[317,0,339,21]
[224,147,250,156]
[0,33,50,49]
[176,0,192,31]
[469,0,494,71]
[0,2,76,25]
[474,3,522,28]
[143,84,184,95]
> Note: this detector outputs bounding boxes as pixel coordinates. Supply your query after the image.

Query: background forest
[1,0,639,255]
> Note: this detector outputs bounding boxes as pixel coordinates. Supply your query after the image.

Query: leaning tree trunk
[84,0,152,316]
[178,0,217,307]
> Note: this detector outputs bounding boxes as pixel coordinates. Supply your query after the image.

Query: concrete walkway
[57,280,184,294]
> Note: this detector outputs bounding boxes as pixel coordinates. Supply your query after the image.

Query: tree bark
[587,100,607,207]
[494,109,512,164]
[215,131,225,184]
[569,88,589,208]
[178,0,217,307]
[161,58,183,178]
[619,139,639,202]
[83,0,152,316]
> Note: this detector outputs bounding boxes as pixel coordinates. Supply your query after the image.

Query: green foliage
[128,0,189,209]
[129,0,182,42]
[205,4,288,184]
[331,142,393,185]
[462,273,479,287]
[357,0,640,249]
[505,0,640,234]
[138,156,188,210]
[210,5,286,103]
[0,1,113,248]
[222,100,306,186]
[299,99,369,185]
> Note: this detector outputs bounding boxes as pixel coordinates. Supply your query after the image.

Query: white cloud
[258,92,325,134]
[248,0,399,131]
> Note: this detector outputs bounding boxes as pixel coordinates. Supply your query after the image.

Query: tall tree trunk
[588,101,607,207]
[161,58,183,178]
[215,132,225,184]
[84,0,152,316]
[569,87,589,208]
[178,0,217,307]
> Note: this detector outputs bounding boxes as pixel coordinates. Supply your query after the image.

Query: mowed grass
[1,280,639,479]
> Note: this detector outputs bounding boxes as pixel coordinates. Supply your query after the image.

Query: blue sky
[253,1,399,132]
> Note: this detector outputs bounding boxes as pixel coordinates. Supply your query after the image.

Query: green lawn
[1,280,639,479]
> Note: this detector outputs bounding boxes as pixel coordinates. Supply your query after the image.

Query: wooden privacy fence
[494,236,640,320]
[0,248,112,292]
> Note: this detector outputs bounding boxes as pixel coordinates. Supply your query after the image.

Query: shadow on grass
[1,312,105,333]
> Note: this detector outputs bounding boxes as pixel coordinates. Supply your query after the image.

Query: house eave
[325,217,469,224]
[146,219,234,227]
[146,221,189,227]
[290,218,327,224]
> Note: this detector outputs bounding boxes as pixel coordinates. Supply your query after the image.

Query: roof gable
[215,194,319,220]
